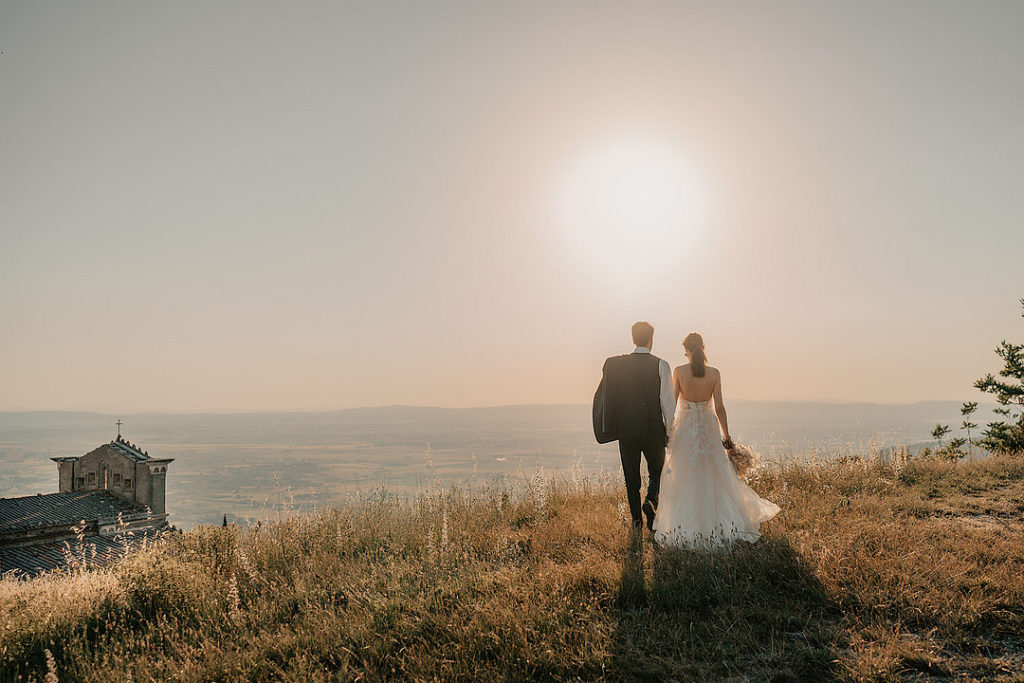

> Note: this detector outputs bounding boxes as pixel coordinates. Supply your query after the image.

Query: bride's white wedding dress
[653,399,780,547]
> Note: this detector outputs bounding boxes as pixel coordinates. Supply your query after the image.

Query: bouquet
[723,439,759,479]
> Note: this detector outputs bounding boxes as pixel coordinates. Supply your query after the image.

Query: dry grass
[3,452,1024,681]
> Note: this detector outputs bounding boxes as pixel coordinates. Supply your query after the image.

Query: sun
[548,134,709,282]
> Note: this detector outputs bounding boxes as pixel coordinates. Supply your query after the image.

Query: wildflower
[426,524,437,561]
[424,444,436,487]
[228,574,241,619]
[531,464,548,518]
[236,547,260,584]
[440,499,449,554]
[44,648,58,683]
[618,502,630,525]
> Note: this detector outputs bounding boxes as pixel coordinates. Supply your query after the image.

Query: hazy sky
[2,1,1022,412]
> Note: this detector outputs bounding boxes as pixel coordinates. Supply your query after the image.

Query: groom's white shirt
[633,346,675,438]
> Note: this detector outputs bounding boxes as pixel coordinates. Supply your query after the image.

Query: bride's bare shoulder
[706,365,721,378]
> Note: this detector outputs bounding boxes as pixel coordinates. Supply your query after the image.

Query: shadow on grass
[612,534,841,681]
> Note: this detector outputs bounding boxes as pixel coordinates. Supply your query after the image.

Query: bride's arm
[672,366,681,401]
[713,372,731,442]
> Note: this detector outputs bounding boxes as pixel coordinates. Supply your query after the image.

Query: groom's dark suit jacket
[593,352,667,444]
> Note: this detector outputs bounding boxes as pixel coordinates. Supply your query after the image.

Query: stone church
[0,433,175,579]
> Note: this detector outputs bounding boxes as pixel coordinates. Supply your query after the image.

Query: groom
[593,322,675,531]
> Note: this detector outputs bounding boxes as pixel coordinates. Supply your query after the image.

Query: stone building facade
[51,436,173,514]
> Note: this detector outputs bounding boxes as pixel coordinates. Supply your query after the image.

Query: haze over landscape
[0,400,1002,530]
[2,2,1022,414]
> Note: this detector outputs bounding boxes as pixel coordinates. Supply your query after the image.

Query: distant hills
[308,399,995,433]
[0,399,997,439]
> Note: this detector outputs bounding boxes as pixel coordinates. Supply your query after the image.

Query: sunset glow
[550,135,709,282]
[1,3,1022,411]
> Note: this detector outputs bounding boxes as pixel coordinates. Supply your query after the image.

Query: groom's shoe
[642,500,656,532]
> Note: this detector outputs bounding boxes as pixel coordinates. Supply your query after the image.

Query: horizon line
[0,397,990,416]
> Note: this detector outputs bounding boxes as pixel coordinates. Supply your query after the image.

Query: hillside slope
[3,452,1024,681]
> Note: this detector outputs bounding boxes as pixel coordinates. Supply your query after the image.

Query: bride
[653,333,780,547]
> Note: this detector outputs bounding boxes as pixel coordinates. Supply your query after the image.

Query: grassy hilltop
[3,451,1024,682]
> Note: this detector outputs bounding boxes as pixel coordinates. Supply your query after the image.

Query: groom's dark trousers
[597,352,668,527]
[619,436,665,526]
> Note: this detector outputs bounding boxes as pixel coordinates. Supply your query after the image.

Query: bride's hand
[722,437,734,451]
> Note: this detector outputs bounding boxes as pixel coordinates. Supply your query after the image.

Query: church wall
[150,471,166,514]
[137,462,153,511]
[56,461,74,493]
[74,446,140,502]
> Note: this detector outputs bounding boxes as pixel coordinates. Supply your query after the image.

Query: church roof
[0,491,149,533]
[105,436,152,461]
[50,438,173,466]
[0,527,165,579]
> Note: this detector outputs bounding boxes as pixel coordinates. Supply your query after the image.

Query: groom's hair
[631,321,654,347]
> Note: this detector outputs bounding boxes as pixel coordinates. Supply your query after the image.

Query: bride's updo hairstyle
[683,332,707,377]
